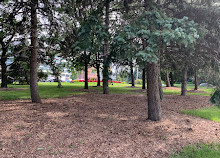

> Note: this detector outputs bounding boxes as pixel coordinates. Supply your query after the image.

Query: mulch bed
[70,89,101,93]
[0,88,27,91]
[0,94,219,158]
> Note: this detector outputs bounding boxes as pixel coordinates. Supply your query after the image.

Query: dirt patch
[0,94,219,158]
[129,89,147,93]
[0,88,27,91]
[70,89,101,93]
[187,90,209,94]
[163,87,180,90]
[126,86,141,88]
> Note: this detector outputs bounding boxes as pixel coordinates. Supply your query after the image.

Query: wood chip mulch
[0,94,219,158]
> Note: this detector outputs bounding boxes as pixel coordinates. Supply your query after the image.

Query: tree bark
[165,71,171,87]
[147,62,162,121]
[1,47,8,88]
[194,69,198,90]
[158,74,163,101]
[142,67,146,89]
[96,63,101,87]
[130,62,135,87]
[84,59,88,89]
[56,75,62,88]
[103,0,110,94]
[170,72,174,86]
[181,65,188,96]
[30,0,41,103]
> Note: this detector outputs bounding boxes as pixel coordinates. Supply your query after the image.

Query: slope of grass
[170,144,220,158]
[181,106,220,122]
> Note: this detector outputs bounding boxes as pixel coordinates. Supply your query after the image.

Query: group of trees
[1,0,220,121]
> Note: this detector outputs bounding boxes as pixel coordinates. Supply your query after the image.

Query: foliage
[170,143,220,158]
[181,106,220,122]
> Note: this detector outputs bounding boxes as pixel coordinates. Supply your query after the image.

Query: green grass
[0,82,143,100]
[0,82,213,101]
[170,144,220,158]
[181,106,220,122]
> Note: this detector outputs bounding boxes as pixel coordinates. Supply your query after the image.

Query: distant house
[77,67,100,80]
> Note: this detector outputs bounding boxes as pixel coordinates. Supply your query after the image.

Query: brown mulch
[125,86,141,88]
[0,88,27,91]
[187,90,209,94]
[163,87,180,90]
[0,94,219,158]
[70,89,101,93]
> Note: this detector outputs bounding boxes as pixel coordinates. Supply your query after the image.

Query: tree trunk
[158,74,163,101]
[130,62,135,87]
[30,0,41,103]
[84,60,88,89]
[142,67,146,89]
[1,47,7,88]
[194,69,198,90]
[96,63,101,87]
[146,62,162,121]
[56,75,62,88]
[165,71,171,87]
[170,72,174,86]
[181,66,188,96]
[103,0,110,94]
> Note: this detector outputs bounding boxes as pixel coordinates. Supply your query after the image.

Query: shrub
[135,79,142,85]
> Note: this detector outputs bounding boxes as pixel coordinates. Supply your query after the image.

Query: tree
[0,1,26,88]
[30,0,41,103]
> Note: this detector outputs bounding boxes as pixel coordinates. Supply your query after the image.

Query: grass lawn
[181,106,220,123]
[0,82,213,100]
[0,82,143,100]
[170,144,220,158]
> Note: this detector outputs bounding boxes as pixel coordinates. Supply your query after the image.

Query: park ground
[0,82,220,158]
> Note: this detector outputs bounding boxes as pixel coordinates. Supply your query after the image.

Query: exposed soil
[70,89,101,93]
[163,87,180,90]
[126,86,141,88]
[0,88,27,91]
[187,90,209,94]
[0,94,219,158]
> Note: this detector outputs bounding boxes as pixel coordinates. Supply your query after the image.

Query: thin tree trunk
[142,67,146,89]
[30,0,41,103]
[130,62,135,87]
[84,60,88,89]
[194,69,198,90]
[158,74,163,101]
[170,72,174,86]
[165,71,171,87]
[96,63,101,87]
[181,65,188,96]
[147,62,162,121]
[1,48,7,88]
[103,0,110,94]
[56,75,62,88]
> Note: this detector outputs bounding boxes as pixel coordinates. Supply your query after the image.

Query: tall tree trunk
[142,67,146,89]
[30,0,41,103]
[103,0,110,94]
[165,71,171,87]
[147,62,162,121]
[84,60,88,89]
[130,62,135,87]
[170,72,174,86]
[158,74,163,101]
[56,75,62,88]
[194,69,198,90]
[181,65,188,96]
[1,47,7,88]
[96,63,101,87]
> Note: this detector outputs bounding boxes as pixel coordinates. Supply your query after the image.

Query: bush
[135,79,142,85]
